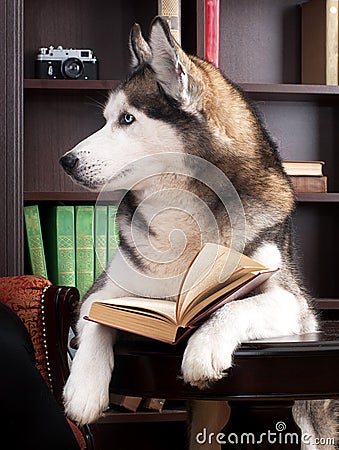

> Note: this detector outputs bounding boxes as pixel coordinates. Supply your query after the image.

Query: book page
[94,297,176,322]
[88,302,178,343]
[177,243,267,323]
[180,272,256,326]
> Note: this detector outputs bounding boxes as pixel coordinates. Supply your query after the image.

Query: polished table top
[110,321,339,401]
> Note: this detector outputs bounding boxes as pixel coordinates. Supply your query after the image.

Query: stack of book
[24,204,119,299]
[282,160,327,193]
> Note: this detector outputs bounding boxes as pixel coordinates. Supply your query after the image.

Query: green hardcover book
[94,206,108,279]
[75,205,94,299]
[24,205,48,278]
[107,205,119,263]
[44,206,76,286]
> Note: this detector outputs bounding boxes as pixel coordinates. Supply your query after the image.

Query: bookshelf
[3,0,338,305]
[2,0,339,446]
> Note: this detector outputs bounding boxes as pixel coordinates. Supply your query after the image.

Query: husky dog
[60,17,336,449]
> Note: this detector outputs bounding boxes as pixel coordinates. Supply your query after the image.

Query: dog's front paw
[181,325,237,389]
[63,342,114,426]
[63,367,110,426]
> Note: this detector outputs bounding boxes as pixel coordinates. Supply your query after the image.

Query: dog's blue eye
[119,113,135,125]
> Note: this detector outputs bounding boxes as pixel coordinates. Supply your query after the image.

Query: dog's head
[59,17,294,222]
[59,17,209,191]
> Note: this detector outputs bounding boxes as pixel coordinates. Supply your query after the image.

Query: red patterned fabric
[0,276,52,387]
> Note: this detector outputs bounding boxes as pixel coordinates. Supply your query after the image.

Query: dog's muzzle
[60,153,79,175]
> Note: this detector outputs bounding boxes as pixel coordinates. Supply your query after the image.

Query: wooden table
[110,322,339,449]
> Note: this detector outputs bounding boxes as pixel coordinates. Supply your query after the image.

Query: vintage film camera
[35,46,98,80]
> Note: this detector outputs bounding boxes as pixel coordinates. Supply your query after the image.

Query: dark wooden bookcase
[4,0,335,306]
[1,0,339,446]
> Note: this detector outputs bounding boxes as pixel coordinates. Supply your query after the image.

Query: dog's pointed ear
[129,23,152,68]
[149,17,194,105]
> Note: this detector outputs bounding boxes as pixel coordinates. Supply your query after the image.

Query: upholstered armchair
[0,275,91,450]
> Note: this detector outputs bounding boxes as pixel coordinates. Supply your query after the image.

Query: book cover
[43,206,75,286]
[302,0,339,85]
[158,0,181,44]
[75,205,94,299]
[94,206,108,279]
[204,0,220,67]
[109,393,143,412]
[141,398,166,412]
[290,176,327,193]
[86,243,277,344]
[24,205,48,278]
[107,205,119,263]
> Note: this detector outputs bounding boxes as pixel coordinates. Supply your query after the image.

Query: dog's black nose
[60,153,79,173]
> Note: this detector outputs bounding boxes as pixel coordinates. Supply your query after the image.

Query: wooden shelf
[24,191,99,201]
[24,191,122,202]
[24,80,339,100]
[240,83,339,101]
[24,191,339,203]
[24,79,119,90]
[295,193,339,203]
[315,299,339,310]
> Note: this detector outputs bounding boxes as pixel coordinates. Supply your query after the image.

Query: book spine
[94,206,108,279]
[57,206,76,286]
[326,0,339,85]
[158,0,181,44]
[204,0,220,67]
[107,205,119,263]
[290,176,327,193]
[24,205,48,278]
[302,0,339,85]
[55,206,76,286]
[43,206,76,286]
[75,205,94,299]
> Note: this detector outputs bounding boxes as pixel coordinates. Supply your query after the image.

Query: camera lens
[62,57,84,79]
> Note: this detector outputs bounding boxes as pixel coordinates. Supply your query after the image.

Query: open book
[86,243,277,344]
